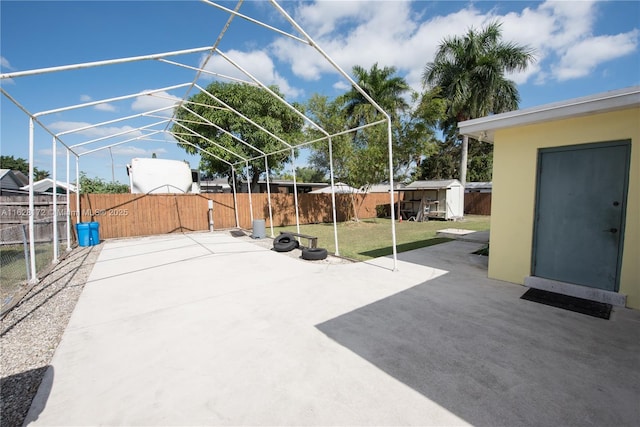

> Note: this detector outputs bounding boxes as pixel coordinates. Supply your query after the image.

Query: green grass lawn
[275,215,490,261]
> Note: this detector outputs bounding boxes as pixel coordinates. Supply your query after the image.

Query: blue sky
[1,0,638,185]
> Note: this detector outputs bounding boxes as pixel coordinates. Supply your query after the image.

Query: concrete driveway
[24,231,640,426]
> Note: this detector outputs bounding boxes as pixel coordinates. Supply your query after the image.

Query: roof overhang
[403,179,461,190]
[21,178,78,193]
[458,86,640,143]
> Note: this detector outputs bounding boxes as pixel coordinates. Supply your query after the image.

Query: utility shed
[459,86,640,309]
[400,179,464,221]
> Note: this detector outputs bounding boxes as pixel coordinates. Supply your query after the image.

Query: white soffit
[458,86,640,143]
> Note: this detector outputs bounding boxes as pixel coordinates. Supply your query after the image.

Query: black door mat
[230,230,246,237]
[521,288,612,319]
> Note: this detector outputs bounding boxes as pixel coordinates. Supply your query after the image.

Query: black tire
[301,247,328,260]
[273,233,299,252]
[274,233,297,246]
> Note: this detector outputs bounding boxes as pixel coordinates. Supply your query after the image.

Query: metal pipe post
[52,136,59,263]
[231,167,239,228]
[27,118,37,283]
[290,148,301,235]
[327,138,340,256]
[208,199,214,232]
[246,161,254,223]
[264,156,274,237]
[76,156,80,223]
[66,149,72,251]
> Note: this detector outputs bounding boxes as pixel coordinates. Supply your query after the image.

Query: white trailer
[127,158,198,194]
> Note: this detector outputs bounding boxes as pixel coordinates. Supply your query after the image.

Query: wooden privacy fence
[1,195,68,226]
[69,192,401,239]
[464,192,492,215]
[0,195,68,243]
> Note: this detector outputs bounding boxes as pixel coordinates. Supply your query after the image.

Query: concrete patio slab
[24,231,640,426]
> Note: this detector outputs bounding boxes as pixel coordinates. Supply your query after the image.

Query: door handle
[606,228,618,233]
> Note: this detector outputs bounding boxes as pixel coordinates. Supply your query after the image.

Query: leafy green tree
[77,172,129,194]
[307,65,442,220]
[338,63,412,187]
[321,64,409,184]
[306,94,354,184]
[171,82,305,192]
[397,88,446,182]
[417,137,493,181]
[466,142,493,182]
[0,155,50,180]
[305,93,371,221]
[291,166,326,183]
[273,167,326,183]
[422,21,535,184]
[416,139,459,180]
[308,66,443,187]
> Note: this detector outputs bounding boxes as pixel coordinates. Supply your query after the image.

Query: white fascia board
[458,86,640,143]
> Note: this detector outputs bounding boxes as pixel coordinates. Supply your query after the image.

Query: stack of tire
[272,233,299,252]
[273,233,328,261]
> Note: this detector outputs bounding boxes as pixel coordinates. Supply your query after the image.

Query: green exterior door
[532,141,630,292]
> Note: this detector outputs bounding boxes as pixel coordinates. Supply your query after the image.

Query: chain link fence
[1,197,74,314]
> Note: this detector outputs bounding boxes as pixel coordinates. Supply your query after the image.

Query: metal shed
[400,179,464,221]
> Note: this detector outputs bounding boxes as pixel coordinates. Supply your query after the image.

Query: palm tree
[341,63,411,125]
[322,64,412,220]
[423,21,535,184]
[338,63,412,179]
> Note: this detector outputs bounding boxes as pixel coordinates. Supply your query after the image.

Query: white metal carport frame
[0,0,399,284]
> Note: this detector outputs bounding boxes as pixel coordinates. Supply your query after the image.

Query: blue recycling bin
[76,222,100,246]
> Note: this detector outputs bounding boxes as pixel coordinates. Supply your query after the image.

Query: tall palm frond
[341,63,411,124]
[421,20,535,184]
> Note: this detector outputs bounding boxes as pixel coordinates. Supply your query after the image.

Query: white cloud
[79,94,117,112]
[73,145,170,159]
[48,121,142,139]
[273,3,501,92]
[95,103,117,112]
[293,1,374,37]
[131,90,181,116]
[538,1,597,50]
[1,56,15,84]
[1,56,12,69]
[110,146,168,157]
[332,80,350,92]
[272,0,638,93]
[554,30,639,81]
[530,1,638,82]
[200,49,303,99]
[274,1,426,83]
[58,145,169,165]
